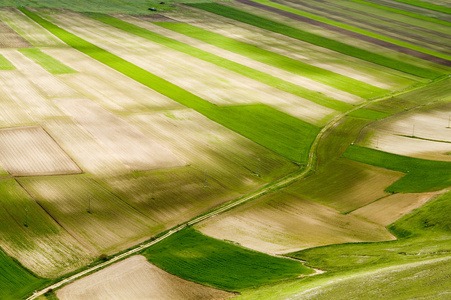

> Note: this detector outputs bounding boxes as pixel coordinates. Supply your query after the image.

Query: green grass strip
[343,145,451,192]
[347,108,390,120]
[18,48,75,74]
[154,22,385,99]
[0,53,15,70]
[0,248,49,300]
[249,0,451,62]
[188,3,443,80]
[347,0,451,27]
[391,0,451,14]
[21,8,319,163]
[142,228,314,290]
[87,13,352,111]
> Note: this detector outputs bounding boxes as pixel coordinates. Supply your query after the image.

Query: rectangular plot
[0,126,82,176]
[0,19,32,48]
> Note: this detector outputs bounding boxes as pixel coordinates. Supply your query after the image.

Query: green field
[391,0,451,14]
[86,13,353,111]
[142,228,313,290]
[0,248,48,300]
[21,8,320,163]
[188,3,444,79]
[154,22,386,99]
[0,53,15,70]
[343,145,451,192]
[18,48,75,74]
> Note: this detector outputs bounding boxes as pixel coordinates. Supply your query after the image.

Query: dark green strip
[21,8,319,163]
[87,13,352,111]
[188,3,443,79]
[391,0,451,14]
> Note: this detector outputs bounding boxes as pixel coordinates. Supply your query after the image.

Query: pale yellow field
[197,191,395,254]
[0,126,81,176]
[57,255,235,300]
[357,103,451,161]
[0,7,64,47]
[38,9,335,126]
[166,4,418,90]
[350,192,441,226]
[54,97,184,171]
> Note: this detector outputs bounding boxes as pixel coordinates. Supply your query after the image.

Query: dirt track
[236,0,451,66]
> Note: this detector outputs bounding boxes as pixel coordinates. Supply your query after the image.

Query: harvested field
[0,7,64,47]
[350,192,440,226]
[0,19,31,48]
[18,175,155,254]
[55,97,184,171]
[57,255,235,300]
[197,191,395,254]
[0,179,93,278]
[0,126,81,176]
[283,158,403,212]
[0,49,78,98]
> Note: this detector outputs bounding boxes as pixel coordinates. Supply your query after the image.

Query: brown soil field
[197,191,394,254]
[237,0,451,66]
[0,19,31,48]
[0,126,82,176]
[54,97,184,171]
[357,103,451,161]
[56,255,235,300]
[0,49,78,98]
[167,4,420,90]
[284,158,404,212]
[117,14,363,106]
[0,7,64,47]
[18,175,155,254]
[350,192,441,226]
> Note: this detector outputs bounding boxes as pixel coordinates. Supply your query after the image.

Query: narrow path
[26,77,448,300]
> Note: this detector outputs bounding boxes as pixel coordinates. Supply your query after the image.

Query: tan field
[197,191,395,254]
[357,103,451,161]
[0,19,31,48]
[40,9,336,126]
[55,97,184,171]
[56,255,235,300]
[0,7,64,47]
[165,4,418,90]
[0,49,78,98]
[350,192,442,226]
[0,126,81,176]
[116,14,364,106]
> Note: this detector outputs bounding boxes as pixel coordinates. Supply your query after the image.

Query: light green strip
[390,0,451,14]
[0,54,15,70]
[250,0,451,62]
[18,48,75,74]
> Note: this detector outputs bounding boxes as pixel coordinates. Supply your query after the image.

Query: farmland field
[0,0,449,299]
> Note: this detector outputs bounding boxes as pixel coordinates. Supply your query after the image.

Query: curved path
[26,73,448,300]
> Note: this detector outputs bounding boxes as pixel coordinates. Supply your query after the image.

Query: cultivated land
[0,0,449,299]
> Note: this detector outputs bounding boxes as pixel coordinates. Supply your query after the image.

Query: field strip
[0,52,15,70]
[91,14,360,109]
[24,58,445,300]
[187,3,444,79]
[346,0,451,27]
[152,21,384,99]
[0,18,31,48]
[390,0,451,14]
[240,0,451,65]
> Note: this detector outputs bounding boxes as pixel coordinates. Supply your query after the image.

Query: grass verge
[141,227,314,291]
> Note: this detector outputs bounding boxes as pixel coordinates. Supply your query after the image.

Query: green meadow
[142,228,313,290]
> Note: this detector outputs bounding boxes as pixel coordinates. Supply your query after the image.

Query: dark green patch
[142,228,313,290]
[188,3,443,80]
[343,145,451,192]
[18,48,75,74]
[348,108,391,120]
